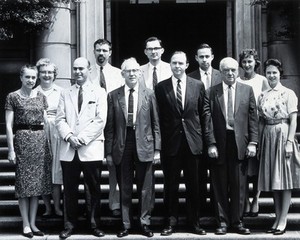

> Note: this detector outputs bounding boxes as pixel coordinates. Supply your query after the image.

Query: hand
[68,136,83,150]
[8,150,16,164]
[246,143,257,158]
[208,145,218,158]
[106,154,113,167]
[285,140,293,159]
[153,150,161,165]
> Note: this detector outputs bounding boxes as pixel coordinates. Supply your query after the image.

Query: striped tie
[153,67,158,89]
[176,79,183,113]
[128,88,134,127]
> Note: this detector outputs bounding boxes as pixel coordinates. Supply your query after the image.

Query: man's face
[144,40,164,62]
[94,43,111,66]
[121,60,141,89]
[195,48,214,71]
[220,59,238,85]
[170,53,189,79]
[73,58,89,85]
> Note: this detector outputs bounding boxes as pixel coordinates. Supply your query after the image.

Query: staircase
[1,123,300,234]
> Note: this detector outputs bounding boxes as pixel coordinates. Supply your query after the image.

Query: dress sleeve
[4,93,14,111]
[287,89,298,114]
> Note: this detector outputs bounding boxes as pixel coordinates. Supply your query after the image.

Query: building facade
[0,0,299,123]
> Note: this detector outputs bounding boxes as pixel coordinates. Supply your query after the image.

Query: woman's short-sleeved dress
[257,83,300,191]
[5,91,52,198]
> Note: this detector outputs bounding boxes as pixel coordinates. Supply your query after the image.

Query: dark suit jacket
[105,84,161,165]
[209,82,258,164]
[155,76,215,157]
[188,68,222,88]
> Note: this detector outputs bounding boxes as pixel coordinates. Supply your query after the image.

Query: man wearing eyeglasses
[140,37,172,90]
[105,58,160,238]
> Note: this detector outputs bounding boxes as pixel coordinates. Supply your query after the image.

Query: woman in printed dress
[237,49,269,217]
[5,65,52,238]
[257,58,300,235]
[35,58,63,218]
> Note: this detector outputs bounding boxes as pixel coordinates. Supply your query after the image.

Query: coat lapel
[117,86,127,121]
[69,85,79,116]
[234,82,242,115]
[216,84,226,120]
[165,78,181,115]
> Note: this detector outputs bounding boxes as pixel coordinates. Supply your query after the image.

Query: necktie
[153,67,158,89]
[227,85,234,127]
[204,71,210,89]
[100,66,106,91]
[78,85,83,113]
[128,88,134,127]
[176,79,183,113]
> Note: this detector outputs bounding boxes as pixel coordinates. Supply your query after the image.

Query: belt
[264,119,289,125]
[14,124,44,132]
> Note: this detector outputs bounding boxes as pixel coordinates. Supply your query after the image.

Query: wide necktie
[100,66,106,91]
[128,88,134,127]
[227,85,234,127]
[78,85,83,113]
[176,79,183,113]
[153,67,158,89]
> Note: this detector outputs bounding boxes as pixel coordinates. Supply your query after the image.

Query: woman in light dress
[257,58,300,234]
[237,49,269,217]
[35,58,63,218]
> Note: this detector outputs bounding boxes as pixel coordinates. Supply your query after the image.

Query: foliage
[0,0,71,40]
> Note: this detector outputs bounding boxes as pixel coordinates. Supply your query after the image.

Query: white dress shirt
[200,67,212,90]
[124,84,138,125]
[222,81,236,130]
[172,75,187,109]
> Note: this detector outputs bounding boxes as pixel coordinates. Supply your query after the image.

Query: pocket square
[88,101,96,104]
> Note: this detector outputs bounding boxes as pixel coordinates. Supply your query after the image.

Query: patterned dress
[257,83,300,191]
[5,91,52,198]
[36,85,63,185]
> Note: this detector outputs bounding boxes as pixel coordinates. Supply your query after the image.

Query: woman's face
[20,68,37,89]
[266,65,280,89]
[241,55,256,75]
[39,65,55,86]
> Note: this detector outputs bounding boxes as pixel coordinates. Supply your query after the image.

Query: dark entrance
[110,1,227,71]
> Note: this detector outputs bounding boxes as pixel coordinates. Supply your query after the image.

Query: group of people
[5,37,300,239]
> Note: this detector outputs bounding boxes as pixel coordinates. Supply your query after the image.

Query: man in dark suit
[188,43,222,216]
[208,57,258,235]
[155,51,216,236]
[105,57,161,238]
[56,57,107,239]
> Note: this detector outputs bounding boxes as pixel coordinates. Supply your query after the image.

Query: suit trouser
[107,163,120,211]
[162,134,200,227]
[210,130,247,228]
[61,152,101,230]
[116,127,153,229]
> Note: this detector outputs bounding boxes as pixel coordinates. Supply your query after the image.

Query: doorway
[110,0,228,71]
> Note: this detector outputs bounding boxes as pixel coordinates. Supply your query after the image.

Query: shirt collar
[125,83,138,92]
[172,74,187,83]
[268,82,282,92]
[200,67,212,75]
[222,81,236,90]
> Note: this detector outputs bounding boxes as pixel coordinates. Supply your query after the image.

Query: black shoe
[161,225,174,236]
[233,226,251,235]
[193,226,206,235]
[117,229,129,238]
[22,232,33,238]
[59,228,73,239]
[33,230,44,236]
[112,209,121,217]
[92,228,105,237]
[141,225,154,237]
[243,212,250,217]
[266,228,276,233]
[249,212,258,217]
[273,229,286,235]
[215,227,227,235]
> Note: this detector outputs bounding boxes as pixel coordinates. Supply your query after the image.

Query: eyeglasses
[146,47,162,51]
[123,69,140,74]
[40,71,54,75]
